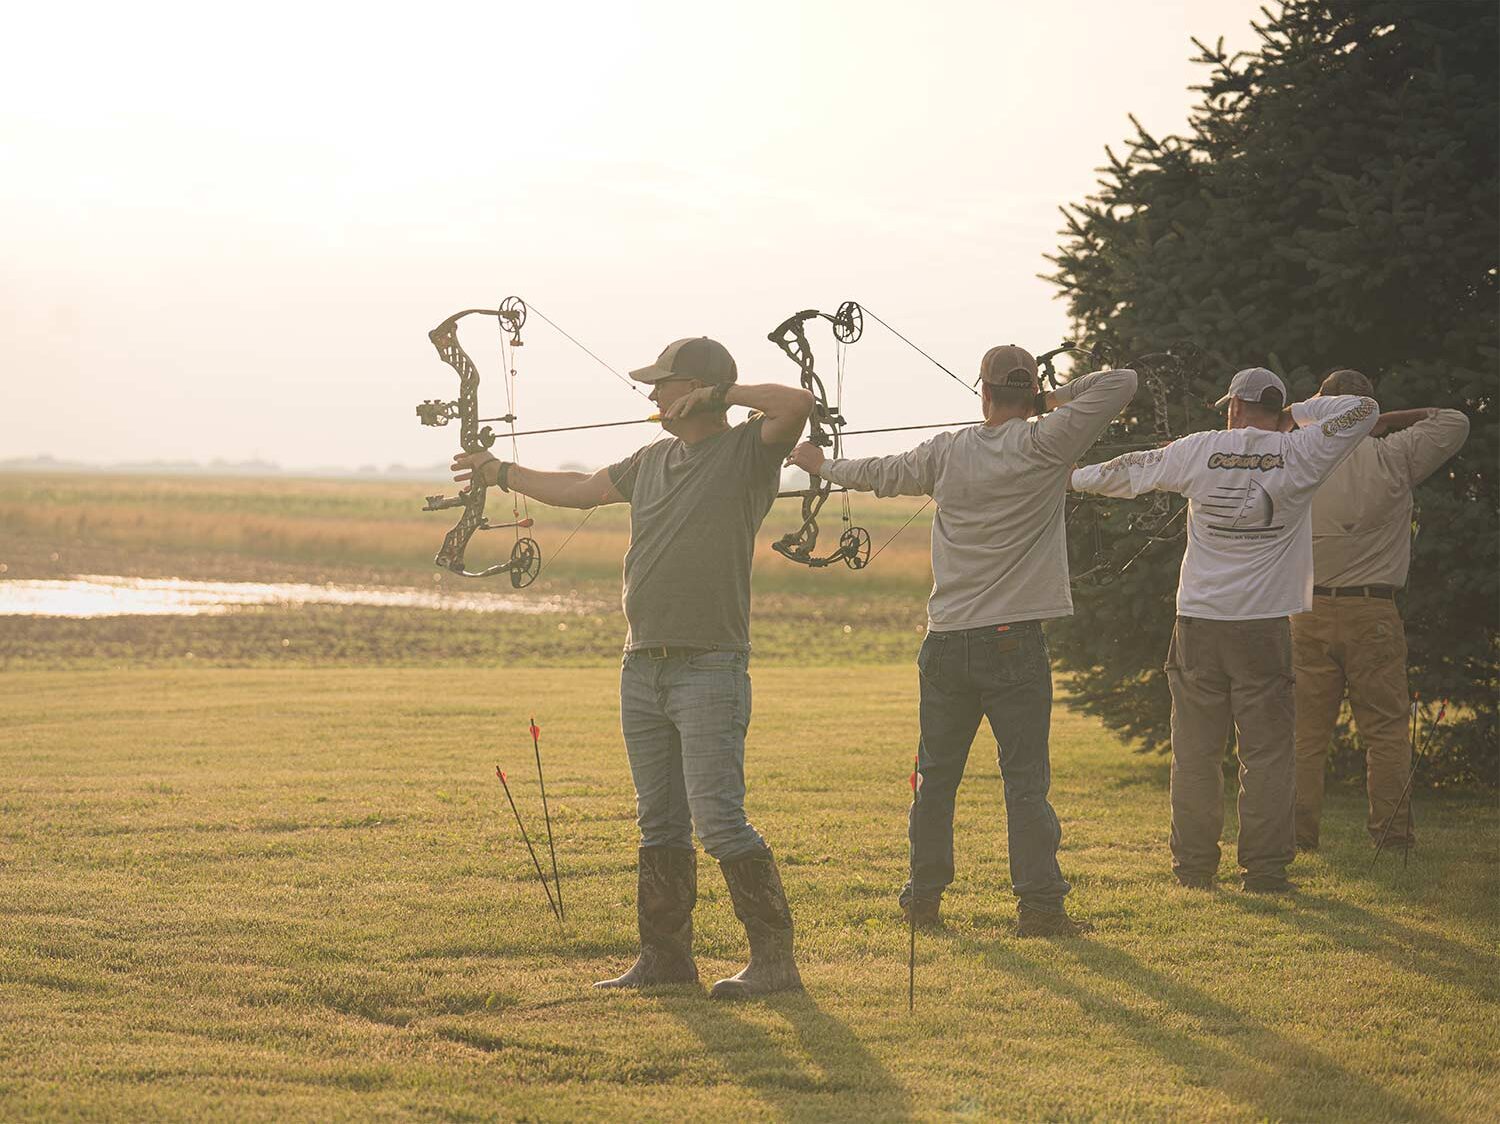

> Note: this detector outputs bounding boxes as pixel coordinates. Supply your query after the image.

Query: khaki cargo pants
[1165,616,1296,884]
[1291,595,1411,848]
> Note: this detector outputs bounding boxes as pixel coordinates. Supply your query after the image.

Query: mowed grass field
[2,474,1498,1121]
[4,669,1497,1122]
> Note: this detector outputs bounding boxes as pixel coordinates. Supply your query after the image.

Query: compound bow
[416,296,659,586]
[768,301,872,569]
[761,317,1199,585]
[416,297,542,585]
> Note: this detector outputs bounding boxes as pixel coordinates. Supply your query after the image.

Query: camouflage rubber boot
[710,848,803,1000]
[594,846,698,988]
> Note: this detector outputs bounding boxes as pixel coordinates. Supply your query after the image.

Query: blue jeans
[904,622,1071,911]
[620,649,766,861]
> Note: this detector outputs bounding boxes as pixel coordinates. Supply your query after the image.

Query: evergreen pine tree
[1047,0,1496,785]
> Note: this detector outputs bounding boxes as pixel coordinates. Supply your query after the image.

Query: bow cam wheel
[509,537,542,588]
[832,301,864,344]
[839,526,872,570]
[498,296,528,335]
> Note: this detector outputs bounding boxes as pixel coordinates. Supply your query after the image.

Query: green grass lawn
[3,667,1496,1121]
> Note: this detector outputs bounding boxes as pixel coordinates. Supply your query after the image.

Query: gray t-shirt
[607,416,790,651]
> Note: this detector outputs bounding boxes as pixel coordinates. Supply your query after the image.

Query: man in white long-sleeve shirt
[787,345,1137,936]
[1292,368,1470,853]
[1071,367,1379,892]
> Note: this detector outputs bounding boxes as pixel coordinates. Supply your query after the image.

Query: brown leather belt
[1312,585,1396,600]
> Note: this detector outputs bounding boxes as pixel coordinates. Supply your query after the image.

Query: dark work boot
[901,895,943,930]
[1016,903,1095,938]
[710,848,803,999]
[594,846,698,989]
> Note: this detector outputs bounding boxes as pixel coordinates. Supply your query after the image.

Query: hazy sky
[1,0,1267,472]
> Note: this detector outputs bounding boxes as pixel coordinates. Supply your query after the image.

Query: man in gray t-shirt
[453,335,812,1000]
[607,413,785,653]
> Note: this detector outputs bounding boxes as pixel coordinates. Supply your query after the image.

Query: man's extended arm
[451,456,624,509]
[1070,432,1207,499]
[785,434,946,498]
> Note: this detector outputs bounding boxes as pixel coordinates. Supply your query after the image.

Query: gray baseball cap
[629,337,738,386]
[1215,366,1287,409]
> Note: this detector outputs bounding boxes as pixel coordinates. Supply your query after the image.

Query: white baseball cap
[1215,367,1287,409]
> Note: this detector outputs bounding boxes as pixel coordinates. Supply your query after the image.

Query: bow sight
[769,300,872,570]
[416,296,543,585]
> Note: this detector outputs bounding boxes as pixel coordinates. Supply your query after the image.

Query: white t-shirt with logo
[1069,395,1380,621]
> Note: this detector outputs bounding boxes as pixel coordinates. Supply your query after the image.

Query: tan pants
[1164,616,1297,885]
[1291,595,1411,848]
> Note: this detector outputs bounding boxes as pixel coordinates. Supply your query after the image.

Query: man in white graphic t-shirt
[1070,368,1379,892]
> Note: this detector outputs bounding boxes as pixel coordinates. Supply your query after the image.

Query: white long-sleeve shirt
[1311,409,1470,588]
[1070,395,1380,621]
[821,368,1138,630]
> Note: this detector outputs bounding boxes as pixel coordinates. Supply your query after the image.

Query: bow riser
[767,302,870,570]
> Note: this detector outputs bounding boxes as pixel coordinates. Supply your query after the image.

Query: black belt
[633,645,713,660]
[1313,585,1396,600]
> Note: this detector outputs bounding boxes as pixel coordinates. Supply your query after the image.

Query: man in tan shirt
[1292,368,1471,852]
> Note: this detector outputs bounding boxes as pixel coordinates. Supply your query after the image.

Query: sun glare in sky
[1,0,1265,472]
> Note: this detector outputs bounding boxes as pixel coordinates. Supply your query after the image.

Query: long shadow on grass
[1333,795,1500,929]
[665,993,910,1120]
[982,938,1444,1123]
[1225,890,1500,1006]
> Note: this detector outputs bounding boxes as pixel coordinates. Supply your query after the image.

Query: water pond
[0,575,575,618]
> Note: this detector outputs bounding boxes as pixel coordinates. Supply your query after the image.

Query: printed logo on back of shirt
[1207,451,1285,471]
[1203,480,1281,534]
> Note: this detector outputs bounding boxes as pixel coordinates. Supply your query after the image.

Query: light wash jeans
[620,649,765,861]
